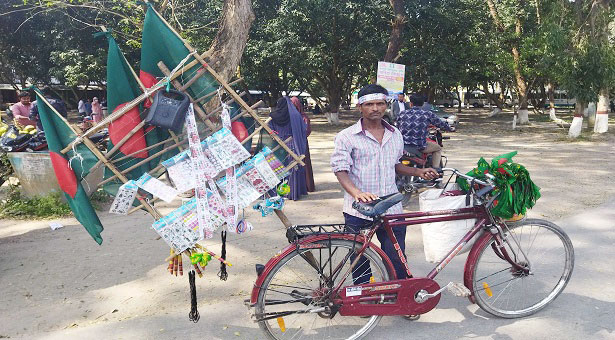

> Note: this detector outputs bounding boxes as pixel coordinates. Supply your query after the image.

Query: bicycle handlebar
[439,167,493,187]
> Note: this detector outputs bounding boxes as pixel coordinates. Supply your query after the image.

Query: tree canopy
[1,0,614,126]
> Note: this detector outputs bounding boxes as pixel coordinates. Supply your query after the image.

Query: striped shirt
[331,119,404,220]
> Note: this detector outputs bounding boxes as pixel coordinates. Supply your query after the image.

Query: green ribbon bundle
[456,151,541,219]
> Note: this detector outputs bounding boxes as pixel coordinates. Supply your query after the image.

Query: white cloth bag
[418,184,477,263]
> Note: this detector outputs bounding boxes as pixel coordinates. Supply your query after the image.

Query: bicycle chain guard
[337,277,441,316]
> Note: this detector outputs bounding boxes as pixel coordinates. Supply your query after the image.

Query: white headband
[358,93,387,104]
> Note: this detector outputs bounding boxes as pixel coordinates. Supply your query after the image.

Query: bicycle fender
[463,231,494,304]
[249,234,397,305]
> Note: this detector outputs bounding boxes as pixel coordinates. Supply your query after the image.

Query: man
[396,94,454,168]
[78,98,87,117]
[10,91,37,127]
[390,92,410,122]
[30,88,67,131]
[331,84,438,288]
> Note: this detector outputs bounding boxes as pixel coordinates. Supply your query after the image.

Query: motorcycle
[0,125,35,152]
[396,127,451,207]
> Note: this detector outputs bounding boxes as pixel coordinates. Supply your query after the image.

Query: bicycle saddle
[352,193,404,217]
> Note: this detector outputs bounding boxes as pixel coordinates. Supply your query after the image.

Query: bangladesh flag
[139,4,220,170]
[33,88,104,245]
[140,4,218,110]
[104,32,148,160]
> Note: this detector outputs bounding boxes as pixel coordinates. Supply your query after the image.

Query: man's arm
[395,163,440,179]
[334,171,379,203]
[331,133,378,203]
[428,111,453,131]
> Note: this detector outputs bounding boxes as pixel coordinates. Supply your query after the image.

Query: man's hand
[417,168,440,180]
[353,191,379,203]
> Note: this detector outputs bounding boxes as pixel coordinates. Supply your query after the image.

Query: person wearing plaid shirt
[396,94,454,168]
[331,84,438,287]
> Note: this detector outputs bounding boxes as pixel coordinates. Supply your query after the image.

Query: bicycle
[247,168,574,340]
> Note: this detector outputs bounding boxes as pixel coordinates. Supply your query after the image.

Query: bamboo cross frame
[143,3,305,168]
[33,88,162,219]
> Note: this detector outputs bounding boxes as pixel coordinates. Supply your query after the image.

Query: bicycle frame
[332,204,491,296]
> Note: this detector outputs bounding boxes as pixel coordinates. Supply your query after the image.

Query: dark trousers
[344,213,408,284]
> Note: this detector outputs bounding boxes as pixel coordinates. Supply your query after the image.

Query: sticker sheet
[151,196,226,252]
[253,153,281,189]
[109,180,138,215]
[185,104,214,238]
[135,173,178,203]
[221,105,239,233]
[152,199,202,253]
[166,159,196,193]
[205,128,250,171]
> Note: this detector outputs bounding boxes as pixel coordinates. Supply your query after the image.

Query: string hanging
[188,270,200,322]
[218,230,228,281]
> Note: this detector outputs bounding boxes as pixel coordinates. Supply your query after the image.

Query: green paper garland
[456,151,541,219]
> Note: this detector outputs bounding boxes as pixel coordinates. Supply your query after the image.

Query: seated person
[10,91,37,127]
[30,88,67,131]
[395,94,454,168]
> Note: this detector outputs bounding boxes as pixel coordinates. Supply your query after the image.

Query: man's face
[19,96,31,105]
[359,99,387,121]
[397,94,405,102]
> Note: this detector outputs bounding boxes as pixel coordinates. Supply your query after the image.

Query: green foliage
[0,186,72,219]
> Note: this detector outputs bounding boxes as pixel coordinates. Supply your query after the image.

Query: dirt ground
[0,108,614,339]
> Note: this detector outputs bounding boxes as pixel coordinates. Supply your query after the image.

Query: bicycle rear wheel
[256,238,392,340]
[470,218,574,318]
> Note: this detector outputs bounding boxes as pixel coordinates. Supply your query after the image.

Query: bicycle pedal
[447,282,471,297]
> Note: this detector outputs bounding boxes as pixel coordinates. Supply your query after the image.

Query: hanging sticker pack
[109,180,138,215]
[220,104,239,233]
[162,154,195,193]
[135,173,178,203]
[151,192,227,252]
[184,104,216,239]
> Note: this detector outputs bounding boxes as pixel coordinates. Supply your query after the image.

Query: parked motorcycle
[396,127,451,207]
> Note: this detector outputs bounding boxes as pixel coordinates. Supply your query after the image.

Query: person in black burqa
[260,96,309,200]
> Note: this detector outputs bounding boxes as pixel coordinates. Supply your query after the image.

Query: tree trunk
[568,100,585,138]
[547,83,556,120]
[483,81,504,117]
[383,0,406,62]
[586,102,596,127]
[595,88,609,133]
[205,0,255,84]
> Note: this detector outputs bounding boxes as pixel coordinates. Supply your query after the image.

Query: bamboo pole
[205,91,247,117]
[33,88,162,219]
[111,136,187,163]
[194,78,243,104]
[179,66,207,91]
[230,101,265,123]
[144,4,304,167]
[99,139,186,186]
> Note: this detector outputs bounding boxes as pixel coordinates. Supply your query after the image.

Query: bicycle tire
[469,218,574,318]
[256,238,392,340]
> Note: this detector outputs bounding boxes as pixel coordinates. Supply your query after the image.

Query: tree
[274,0,391,116]
[1,0,254,97]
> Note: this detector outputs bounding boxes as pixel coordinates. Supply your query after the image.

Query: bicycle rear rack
[285,224,353,243]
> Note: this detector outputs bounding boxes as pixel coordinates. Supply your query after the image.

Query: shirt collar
[351,118,395,134]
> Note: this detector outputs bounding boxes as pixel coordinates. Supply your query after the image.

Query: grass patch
[89,189,112,211]
[0,186,72,219]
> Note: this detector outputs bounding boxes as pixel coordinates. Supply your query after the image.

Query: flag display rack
[41,2,306,275]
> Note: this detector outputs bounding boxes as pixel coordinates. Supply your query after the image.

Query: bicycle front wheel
[470,218,574,318]
[256,238,392,340]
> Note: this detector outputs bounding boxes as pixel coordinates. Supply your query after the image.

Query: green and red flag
[139,4,219,169]
[104,32,148,160]
[32,88,104,245]
[140,4,218,108]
